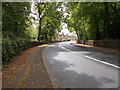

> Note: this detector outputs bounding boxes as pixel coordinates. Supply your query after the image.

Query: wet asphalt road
[43,41,119,88]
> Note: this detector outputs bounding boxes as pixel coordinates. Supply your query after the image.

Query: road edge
[71,43,120,55]
[42,43,60,88]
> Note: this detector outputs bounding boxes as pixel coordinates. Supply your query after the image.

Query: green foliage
[2,2,31,32]
[2,2,35,65]
[65,2,120,41]
[2,2,63,65]
[2,35,29,65]
[36,2,63,42]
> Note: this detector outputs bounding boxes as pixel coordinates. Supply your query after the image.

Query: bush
[2,37,29,65]
[2,31,61,65]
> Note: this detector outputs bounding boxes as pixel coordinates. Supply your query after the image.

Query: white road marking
[58,44,120,69]
[84,56,120,69]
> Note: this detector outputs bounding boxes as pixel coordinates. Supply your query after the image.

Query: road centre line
[59,44,120,69]
[84,55,120,69]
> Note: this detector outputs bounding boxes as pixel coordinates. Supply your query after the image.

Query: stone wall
[78,40,120,49]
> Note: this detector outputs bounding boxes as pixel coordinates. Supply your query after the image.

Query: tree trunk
[75,26,80,43]
[94,14,100,40]
[37,18,41,42]
[53,31,56,41]
[15,22,18,33]
[37,4,41,42]
[37,3,46,42]
[103,19,106,39]
[104,2,110,38]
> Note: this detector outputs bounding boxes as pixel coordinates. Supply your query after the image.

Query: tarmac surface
[43,41,119,88]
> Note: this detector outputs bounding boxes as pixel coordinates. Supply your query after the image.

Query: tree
[36,3,47,42]
[36,2,62,42]
[2,2,31,36]
[65,2,120,41]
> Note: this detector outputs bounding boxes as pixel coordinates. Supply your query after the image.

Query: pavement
[43,41,120,88]
[2,44,53,88]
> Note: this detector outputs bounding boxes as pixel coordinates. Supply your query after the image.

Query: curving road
[43,41,119,88]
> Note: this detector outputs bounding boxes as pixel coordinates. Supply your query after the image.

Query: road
[43,41,119,88]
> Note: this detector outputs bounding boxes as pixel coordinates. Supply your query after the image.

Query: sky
[60,23,70,35]
[60,22,77,37]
